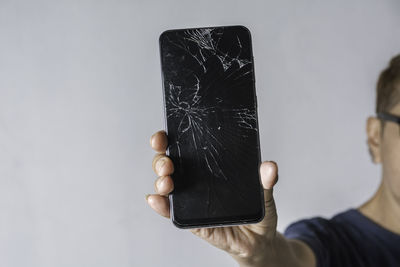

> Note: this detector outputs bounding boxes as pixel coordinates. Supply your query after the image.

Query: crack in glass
[161,26,261,217]
[166,28,251,72]
[164,28,257,181]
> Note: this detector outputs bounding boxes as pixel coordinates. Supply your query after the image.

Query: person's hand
[146,130,286,266]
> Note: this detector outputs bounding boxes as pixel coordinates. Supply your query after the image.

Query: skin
[359,102,400,235]
[146,100,400,266]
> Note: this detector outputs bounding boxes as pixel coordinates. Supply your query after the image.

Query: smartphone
[158,25,264,229]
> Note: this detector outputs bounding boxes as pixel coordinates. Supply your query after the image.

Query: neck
[358,179,400,235]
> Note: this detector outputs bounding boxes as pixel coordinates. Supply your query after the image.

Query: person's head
[367,54,400,200]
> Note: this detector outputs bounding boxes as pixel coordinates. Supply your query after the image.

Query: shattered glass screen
[159,26,263,227]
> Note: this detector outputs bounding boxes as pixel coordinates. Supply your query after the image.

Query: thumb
[248,161,279,237]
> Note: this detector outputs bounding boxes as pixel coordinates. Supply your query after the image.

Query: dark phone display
[159,25,264,228]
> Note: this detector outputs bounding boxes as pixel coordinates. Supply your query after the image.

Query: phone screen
[159,25,264,228]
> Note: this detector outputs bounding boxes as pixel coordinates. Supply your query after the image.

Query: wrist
[230,233,276,267]
[231,232,314,267]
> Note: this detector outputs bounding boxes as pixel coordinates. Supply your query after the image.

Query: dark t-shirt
[283,208,400,267]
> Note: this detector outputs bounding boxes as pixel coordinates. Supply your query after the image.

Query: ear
[366,116,382,164]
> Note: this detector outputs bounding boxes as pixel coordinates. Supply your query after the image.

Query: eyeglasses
[377,112,400,125]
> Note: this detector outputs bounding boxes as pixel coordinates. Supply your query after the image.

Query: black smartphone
[158,25,264,229]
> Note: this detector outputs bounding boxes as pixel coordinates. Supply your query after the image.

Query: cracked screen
[159,25,264,227]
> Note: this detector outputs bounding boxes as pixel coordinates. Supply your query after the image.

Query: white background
[1,0,400,266]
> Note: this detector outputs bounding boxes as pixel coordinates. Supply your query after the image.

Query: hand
[146,130,281,265]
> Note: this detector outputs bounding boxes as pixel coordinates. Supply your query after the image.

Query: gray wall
[1,0,399,266]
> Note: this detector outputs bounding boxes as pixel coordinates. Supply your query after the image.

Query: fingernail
[145,194,150,201]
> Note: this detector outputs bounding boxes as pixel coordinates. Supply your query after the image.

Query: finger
[154,175,174,195]
[190,227,235,254]
[146,194,170,218]
[150,130,168,152]
[152,154,174,176]
[260,161,279,190]
[247,161,278,237]
[190,227,216,241]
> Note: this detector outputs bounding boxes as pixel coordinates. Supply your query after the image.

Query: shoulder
[283,209,400,267]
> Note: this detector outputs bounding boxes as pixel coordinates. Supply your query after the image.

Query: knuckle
[152,153,165,171]
[155,176,168,193]
[264,196,275,209]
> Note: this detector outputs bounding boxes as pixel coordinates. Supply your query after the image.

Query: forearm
[233,232,316,267]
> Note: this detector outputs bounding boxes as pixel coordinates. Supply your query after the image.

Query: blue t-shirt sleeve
[283,217,337,267]
[283,210,400,267]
